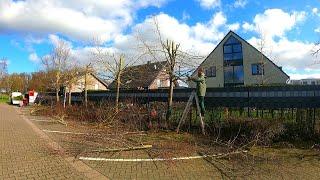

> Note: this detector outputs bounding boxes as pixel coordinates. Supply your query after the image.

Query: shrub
[13,95,23,101]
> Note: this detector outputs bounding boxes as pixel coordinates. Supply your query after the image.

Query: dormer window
[223,35,244,87]
[223,36,243,63]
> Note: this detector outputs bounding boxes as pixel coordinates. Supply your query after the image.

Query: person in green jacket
[188,68,206,116]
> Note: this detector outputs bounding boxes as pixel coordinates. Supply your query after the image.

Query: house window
[311,81,316,85]
[205,66,216,77]
[223,35,244,86]
[252,63,264,75]
[224,65,244,85]
[223,36,243,62]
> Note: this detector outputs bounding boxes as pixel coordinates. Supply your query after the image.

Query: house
[66,73,108,93]
[108,61,173,89]
[288,78,320,85]
[191,31,289,87]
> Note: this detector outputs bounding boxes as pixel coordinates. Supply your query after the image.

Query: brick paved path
[0,104,106,180]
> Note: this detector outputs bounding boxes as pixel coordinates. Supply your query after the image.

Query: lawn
[0,94,9,103]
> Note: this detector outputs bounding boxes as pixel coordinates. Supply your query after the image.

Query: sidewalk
[0,104,106,180]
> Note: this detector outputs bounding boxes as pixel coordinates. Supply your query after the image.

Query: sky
[0,0,320,79]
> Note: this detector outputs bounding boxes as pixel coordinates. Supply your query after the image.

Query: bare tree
[0,58,8,79]
[64,65,81,106]
[257,30,267,85]
[83,63,94,107]
[93,48,126,113]
[0,58,9,92]
[42,41,70,103]
[312,41,320,61]
[92,39,145,113]
[137,17,203,122]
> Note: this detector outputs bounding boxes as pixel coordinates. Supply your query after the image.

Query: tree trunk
[55,71,60,103]
[166,76,174,122]
[115,75,120,113]
[84,71,88,107]
[55,88,59,103]
[68,86,72,106]
[115,56,124,113]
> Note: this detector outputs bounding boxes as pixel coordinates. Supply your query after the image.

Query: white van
[10,92,23,105]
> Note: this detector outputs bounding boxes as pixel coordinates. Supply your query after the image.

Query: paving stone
[0,104,87,179]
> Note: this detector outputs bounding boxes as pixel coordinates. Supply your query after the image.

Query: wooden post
[189,105,192,132]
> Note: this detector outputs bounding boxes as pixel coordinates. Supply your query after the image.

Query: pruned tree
[64,65,81,106]
[83,63,94,107]
[93,48,125,113]
[137,17,204,122]
[92,40,145,113]
[42,40,70,103]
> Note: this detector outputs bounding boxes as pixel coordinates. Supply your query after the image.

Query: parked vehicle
[28,90,38,104]
[10,92,23,105]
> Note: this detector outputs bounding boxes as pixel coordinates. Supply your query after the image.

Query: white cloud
[29,52,40,62]
[0,0,168,43]
[248,36,318,72]
[212,11,226,26]
[196,0,220,9]
[289,73,320,80]
[234,0,247,8]
[182,11,190,21]
[242,9,306,40]
[228,23,240,31]
[315,27,320,33]
[63,11,236,67]
[242,22,255,31]
[242,8,316,72]
[312,7,318,15]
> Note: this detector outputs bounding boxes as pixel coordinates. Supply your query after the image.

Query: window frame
[205,66,216,77]
[224,65,244,85]
[223,35,244,87]
[251,63,264,75]
[223,38,243,62]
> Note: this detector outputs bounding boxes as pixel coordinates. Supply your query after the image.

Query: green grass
[0,94,9,103]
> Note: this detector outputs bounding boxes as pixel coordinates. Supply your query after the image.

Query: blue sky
[0,0,319,79]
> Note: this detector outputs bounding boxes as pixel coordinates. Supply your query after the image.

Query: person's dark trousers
[198,96,205,116]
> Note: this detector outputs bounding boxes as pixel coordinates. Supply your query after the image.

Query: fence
[59,85,320,108]
[39,85,320,135]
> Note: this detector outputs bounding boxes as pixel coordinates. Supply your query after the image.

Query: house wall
[68,74,107,93]
[191,32,289,88]
[242,40,289,85]
[149,70,171,89]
